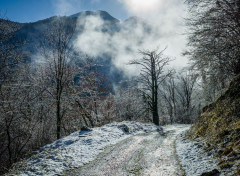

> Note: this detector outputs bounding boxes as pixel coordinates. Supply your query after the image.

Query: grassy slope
[189,74,240,174]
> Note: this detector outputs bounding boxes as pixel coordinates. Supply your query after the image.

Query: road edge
[173,136,186,176]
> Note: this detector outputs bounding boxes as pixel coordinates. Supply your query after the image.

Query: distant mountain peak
[69,10,119,23]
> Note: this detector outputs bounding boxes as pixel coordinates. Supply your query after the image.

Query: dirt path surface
[64,125,189,176]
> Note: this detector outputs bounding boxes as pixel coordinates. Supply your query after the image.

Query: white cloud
[50,0,189,76]
[118,0,189,68]
[73,0,189,76]
[118,0,163,15]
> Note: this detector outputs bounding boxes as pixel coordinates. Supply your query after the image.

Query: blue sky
[0,0,129,23]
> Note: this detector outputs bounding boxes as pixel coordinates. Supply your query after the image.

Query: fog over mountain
[52,0,189,75]
[13,1,188,78]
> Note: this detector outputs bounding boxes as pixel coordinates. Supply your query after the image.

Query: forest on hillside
[0,0,239,174]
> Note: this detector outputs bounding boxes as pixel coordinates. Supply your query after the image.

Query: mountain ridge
[2,10,150,89]
[5,10,130,25]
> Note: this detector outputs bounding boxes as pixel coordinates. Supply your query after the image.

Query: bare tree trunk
[130,49,170,126]
[153,76,159,125]
[6,123,12,165]
[56,99,61,139]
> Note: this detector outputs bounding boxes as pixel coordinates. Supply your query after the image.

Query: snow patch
[176,132,220,176]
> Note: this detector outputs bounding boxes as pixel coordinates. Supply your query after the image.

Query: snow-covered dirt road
[10,122,225,176]
[13,122,222,176]
[64,125,189,176]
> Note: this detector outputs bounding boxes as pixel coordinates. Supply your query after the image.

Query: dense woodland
[0,0,239,173]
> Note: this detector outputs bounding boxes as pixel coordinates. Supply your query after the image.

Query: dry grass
[189,74,240,173]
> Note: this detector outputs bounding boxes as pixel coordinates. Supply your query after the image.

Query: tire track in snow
[98,137,143,176]
[142,129,186,176]
[65,125,189,176]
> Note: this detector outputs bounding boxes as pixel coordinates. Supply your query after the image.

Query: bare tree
[160,75,177,124]
[0,15,24,91]
[76,57,111,127]
[175,72,198,123]
[113,80,150,122]
[129,49,171,125]
[185,0,240,95]
[158,70,200,124]
[0,14,29,173]
[40,17,77,139]
[0,63,40,170]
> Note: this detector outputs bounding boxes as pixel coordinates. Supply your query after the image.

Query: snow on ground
[9,121,161,176]
[176,131,221,176]
[64,124,190,176]
[141,124,189,176]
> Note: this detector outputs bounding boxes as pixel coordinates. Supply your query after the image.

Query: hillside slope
[189,74,240,174]
[6,10,152,87]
